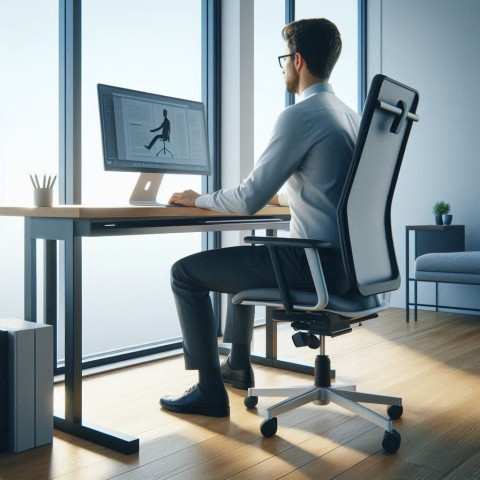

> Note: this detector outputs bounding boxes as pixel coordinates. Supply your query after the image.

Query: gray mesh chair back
[338,74,419,297]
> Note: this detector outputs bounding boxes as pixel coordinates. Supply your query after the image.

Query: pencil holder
[34,188,53,207]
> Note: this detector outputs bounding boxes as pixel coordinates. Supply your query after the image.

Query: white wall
[367,0,480,311]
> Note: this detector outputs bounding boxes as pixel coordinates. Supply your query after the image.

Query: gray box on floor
[0,318,53,452]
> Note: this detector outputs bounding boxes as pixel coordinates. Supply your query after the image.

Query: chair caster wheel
[387,405,403,420]
[244,395,258,409]
[382,429,401,453]
[260,418,278,437]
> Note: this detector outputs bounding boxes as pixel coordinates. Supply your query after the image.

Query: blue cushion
[415,251,480,284]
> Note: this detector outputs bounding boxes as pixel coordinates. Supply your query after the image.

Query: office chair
[233,74,419,453]
[156,125,173,157]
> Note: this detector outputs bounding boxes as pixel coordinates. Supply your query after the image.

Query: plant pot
[442,214,453,225]
[434,215,443,225]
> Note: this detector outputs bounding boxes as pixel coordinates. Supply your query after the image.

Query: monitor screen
[98,84,211,206]
[98,84,211,176]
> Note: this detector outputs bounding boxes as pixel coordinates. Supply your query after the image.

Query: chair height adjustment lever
[292,331,321,349]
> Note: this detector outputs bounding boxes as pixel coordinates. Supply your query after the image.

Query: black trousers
[170,245,350,370]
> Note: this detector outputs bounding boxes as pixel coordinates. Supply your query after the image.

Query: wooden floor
[1,308,480,479]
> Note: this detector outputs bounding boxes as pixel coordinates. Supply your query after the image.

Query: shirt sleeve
[277,190,289,206]
[195,194,213,209]
[195,106,311,215]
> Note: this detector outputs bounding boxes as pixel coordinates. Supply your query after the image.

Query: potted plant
[432,200,451,225]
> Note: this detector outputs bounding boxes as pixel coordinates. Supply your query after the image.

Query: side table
[405,225,465,321]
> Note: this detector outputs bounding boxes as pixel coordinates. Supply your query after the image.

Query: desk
[0,205,290,454]
[405,225,465,322]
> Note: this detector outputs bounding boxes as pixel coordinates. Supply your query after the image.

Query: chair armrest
[244,236,333,250]
[243,236,331,313]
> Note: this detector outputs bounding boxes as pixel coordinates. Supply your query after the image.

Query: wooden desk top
[0,205,290,220]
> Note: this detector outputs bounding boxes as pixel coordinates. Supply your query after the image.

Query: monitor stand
[129,172,165,206]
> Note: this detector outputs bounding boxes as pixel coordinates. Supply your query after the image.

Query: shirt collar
[300,82,334,100]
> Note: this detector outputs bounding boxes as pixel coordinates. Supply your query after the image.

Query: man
[144,109,171,151]
[160,18,360,417]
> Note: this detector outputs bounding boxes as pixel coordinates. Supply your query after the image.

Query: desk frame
[20,208,290,454]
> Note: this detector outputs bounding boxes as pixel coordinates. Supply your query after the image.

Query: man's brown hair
[282,18,342,79]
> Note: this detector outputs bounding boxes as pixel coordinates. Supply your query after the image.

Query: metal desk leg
[414,280,418,321]
[406,228,410,322]
[44,240,57,372]
[265,306,277,360]
[268,307,317,377]
[24,218,37,323]
[53,223,139,455]
[64,232,82,423]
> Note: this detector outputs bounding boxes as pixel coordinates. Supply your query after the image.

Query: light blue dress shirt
[195,82,360,248]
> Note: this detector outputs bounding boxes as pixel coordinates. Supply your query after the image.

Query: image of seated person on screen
[160,18,361,418]
[144,108,172,156]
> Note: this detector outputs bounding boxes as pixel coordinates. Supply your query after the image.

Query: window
[0,1,58,317]
[253,0,361,164]
[295,0,359,111]
[79,0,203,359]
[253,0,286,163]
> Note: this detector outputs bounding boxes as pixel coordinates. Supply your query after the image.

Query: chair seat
[415,251,480,284]
[232,288,380,313]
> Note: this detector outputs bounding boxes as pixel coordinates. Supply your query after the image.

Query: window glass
[254,0,286,163]
[0,1,58,317]
[295,0,359,111]
[81,0,202,357]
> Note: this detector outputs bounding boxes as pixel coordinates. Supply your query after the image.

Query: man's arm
[170,107,305,212]
[168,192,286,208]
[150,120,165,133]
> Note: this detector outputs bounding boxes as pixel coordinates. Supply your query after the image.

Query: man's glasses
[278,53,295,69]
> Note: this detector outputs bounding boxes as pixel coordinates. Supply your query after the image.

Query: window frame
[285,0,366,111]
[56,0,221,372]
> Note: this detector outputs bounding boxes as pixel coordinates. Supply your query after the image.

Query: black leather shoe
[220,359,255,390]
[160,384,229,417]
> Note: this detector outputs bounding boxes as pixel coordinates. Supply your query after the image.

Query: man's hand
[168,189,201,207]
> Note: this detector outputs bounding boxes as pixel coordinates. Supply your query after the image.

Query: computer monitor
[98,84,211,205]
